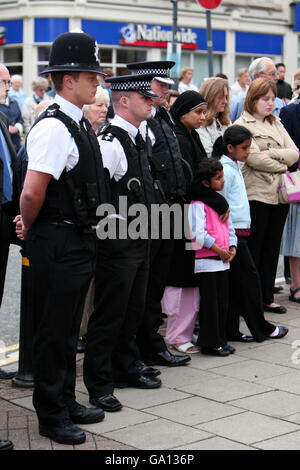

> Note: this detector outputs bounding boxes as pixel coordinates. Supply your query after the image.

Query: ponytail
[212,136,227,159]
[212,125,253,159]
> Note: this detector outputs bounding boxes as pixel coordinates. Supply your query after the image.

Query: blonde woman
[197,77,231,157]
[178,67,198,94]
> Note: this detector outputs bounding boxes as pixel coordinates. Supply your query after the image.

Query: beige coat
[234,111,299,204]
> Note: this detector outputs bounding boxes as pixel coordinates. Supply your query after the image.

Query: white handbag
[278,168,300,204]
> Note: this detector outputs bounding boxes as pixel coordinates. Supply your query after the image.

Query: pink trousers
[161,286,200,345]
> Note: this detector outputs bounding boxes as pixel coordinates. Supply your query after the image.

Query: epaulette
[45,103,60,117]
[98,123,115,142]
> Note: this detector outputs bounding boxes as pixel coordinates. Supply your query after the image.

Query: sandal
[173,342,200,354]
[289,287,300,303]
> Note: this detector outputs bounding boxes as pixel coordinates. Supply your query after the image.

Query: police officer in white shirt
[83,74,162,413]
[16,31,108,446]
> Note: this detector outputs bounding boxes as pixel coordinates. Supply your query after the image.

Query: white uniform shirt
[27,94,83,180]
[98,114,142,182]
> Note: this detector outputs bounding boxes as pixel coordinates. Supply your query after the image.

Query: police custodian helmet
[41,31,105,75]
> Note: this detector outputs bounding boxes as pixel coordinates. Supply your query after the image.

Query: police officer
[16,31,107,445]
[126,61,191,367]
[83,73,162,413]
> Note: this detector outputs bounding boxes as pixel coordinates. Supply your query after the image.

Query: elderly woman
[8,74,27,111]
[197,77,231,157]
[235,77,299,314]
[83,86,109,134]
[22,77,49,134]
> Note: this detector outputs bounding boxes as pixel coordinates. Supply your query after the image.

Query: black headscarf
[170,90,206,119]
[191,179,229,215]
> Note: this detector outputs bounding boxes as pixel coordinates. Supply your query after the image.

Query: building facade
[0,0,300,94]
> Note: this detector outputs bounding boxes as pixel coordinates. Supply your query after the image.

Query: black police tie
[135,130,145,151]
[79,117,86,131]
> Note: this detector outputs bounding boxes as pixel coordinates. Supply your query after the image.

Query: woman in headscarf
[161,91,229,354]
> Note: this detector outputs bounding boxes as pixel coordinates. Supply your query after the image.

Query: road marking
[0,344,19,367]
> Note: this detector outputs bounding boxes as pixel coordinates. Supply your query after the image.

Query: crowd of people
[0,30,300,449]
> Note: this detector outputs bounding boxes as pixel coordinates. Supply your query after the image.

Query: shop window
[101,48,113,64]
[116,48,146,64]
[38,46,51,62]
[4,47,22,63]
[235,56,251,78]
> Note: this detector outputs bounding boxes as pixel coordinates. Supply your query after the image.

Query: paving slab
[104,418,213,450]
[228,390,300,419]
[156,367,219,389]
[174,436,255,450]
[236,342,296,368]
[145,396,242,425]
[197,411,299,445]
[177,375,274,402]
[209,358,293,382]
[255,430,300,450]
[257,370,300,395]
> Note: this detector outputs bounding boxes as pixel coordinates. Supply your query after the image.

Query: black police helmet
[41,31,105,75]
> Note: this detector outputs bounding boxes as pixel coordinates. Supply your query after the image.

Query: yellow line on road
[0,343,19,354]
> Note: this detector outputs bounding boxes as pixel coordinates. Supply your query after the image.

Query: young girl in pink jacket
[189,159,237,356]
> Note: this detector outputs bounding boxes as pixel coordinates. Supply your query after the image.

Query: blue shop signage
[82,19,226,52]
[236,31,283,56]
[0,20,23,44]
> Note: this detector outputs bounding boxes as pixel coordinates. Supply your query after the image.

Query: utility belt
[47,220,97,234]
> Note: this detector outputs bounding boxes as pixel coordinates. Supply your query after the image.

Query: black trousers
[27,223,95,425]
[136,237,174,358]
[83,239,150,397]
[195,270,229,348]
[248,201,289,305]
[0,206,10,306]
[227,237,275,342]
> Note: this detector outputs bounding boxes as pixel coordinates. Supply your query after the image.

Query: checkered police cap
[105,73,158,98]
[127,61,175,85]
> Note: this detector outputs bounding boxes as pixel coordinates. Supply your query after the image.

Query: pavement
[1,285,300,451]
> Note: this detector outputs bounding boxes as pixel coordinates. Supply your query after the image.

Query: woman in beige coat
[235,77,299,314]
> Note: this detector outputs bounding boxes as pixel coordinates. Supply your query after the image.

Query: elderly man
[230,57,285,122]
[0,66,23,152]
[0,65,19,380]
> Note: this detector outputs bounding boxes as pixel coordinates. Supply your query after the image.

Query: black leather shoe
[264,305,287,314]
[69,402,104,424]
[201,346,230,357]
[224,345,235,354]
[0,440,14,450]
[90,394,122,412]
[39,419,86,445]
[115,375,162,389]
[133,360,161,377]
[76,338,86,354]
[145,350,191,367]
[273,285,284,294]
[269,326,288,339]
[228,334,254,343]
[0,368,16,380]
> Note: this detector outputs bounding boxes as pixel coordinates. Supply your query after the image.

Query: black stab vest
[99,124,156,214]
[147,106,187,203]
[30,103,108,227]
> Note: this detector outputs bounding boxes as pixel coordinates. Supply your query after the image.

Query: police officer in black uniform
[126,61,191,367]
[83,73,162,413]
[17,31,107,446]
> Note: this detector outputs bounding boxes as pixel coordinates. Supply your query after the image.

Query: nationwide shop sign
[120,23,198,49]
[0,26,5,45]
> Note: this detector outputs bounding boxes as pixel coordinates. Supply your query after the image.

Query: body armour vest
[147,106,187,203]
[99,124,156,214]
[30,103,108,227]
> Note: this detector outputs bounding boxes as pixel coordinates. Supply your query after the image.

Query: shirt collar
[54,94,83,124]
[110,114,139,140]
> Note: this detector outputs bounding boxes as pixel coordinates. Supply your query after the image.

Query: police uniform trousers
[227,236,275,342]
[83,238,150,397]
[136,236,174,358]
[27,222,96,425]
[0,204,11,306]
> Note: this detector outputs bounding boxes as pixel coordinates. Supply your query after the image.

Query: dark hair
[212,125,252,158]
[50,71,80,92]
[195,158,223,183]
[275,63,285,69]
[215,72,228,80]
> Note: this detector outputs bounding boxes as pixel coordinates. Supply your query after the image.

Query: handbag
[278,165,300,204]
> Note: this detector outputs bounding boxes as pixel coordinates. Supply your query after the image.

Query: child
[212,125,288,341]
[189,159,237,356]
